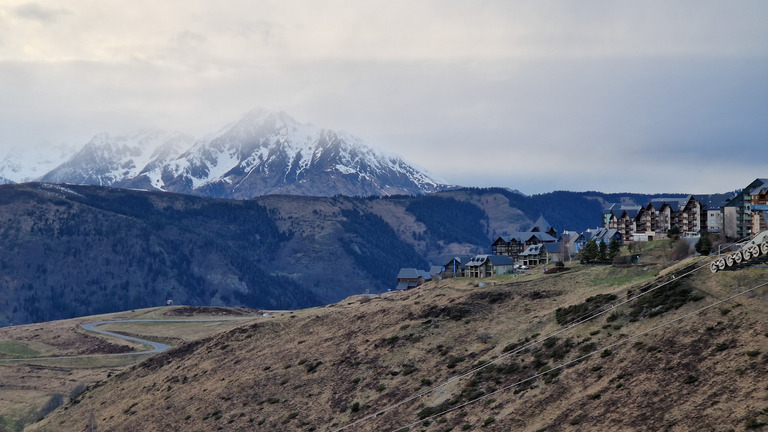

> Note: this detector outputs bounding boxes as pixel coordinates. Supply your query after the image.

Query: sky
[1,1,766,195]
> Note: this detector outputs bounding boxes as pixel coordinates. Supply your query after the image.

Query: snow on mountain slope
[0,143,79,183]
[156,110,449,198]
[28,110,450,198]
[41,130,193,187]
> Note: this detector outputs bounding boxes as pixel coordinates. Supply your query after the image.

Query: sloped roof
[443,255,473,268]
[397,268,420,279]
[520,244,545,256]
[397,268,433,280]
[487,255,514,266]
[529,215,555,234]
[465,254,515,267]
[585,228,620,242]
[501,232,557,243]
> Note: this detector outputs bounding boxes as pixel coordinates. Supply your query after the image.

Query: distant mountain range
[0,182,690,325]
[4,110,450,198]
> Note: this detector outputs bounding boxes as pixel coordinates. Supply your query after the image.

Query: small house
[465,255,515,278]
[396,268,433,290]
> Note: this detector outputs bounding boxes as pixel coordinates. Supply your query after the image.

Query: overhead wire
[391,277,768,432]
[334,254,720,431]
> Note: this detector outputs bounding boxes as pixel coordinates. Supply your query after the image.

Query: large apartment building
[723,178,768,239]
[603,196,705,242]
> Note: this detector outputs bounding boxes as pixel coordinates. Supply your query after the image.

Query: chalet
[585,228,622,245]
[518,244,547,267]
[560,230,585,255]
[492,216,557,260]
[464,255,515,278]
[529,215,557,238]
[442,255,473,278]
[396,268,433,290]
[518,242,566,266]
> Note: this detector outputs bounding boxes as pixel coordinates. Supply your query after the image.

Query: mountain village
[397,177,768,290]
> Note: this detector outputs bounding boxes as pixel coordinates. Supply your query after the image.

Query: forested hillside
[0,183,690,325]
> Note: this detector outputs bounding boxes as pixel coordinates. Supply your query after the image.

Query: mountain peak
[30,110,452,198]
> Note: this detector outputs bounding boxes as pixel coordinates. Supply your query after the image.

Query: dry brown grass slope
[27,262,768,432]
[0,306,261,432]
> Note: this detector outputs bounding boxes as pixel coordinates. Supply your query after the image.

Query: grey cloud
[13,3,70,23]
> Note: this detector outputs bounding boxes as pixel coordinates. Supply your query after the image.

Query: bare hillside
[27,259,768,431]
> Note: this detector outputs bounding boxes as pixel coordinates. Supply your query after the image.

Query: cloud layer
[1,1,766,193]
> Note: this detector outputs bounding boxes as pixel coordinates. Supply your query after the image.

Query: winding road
[0,317,257,362]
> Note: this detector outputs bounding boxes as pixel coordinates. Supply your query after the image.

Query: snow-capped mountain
[31,110,450,198]
[152,110,448,198]
[0,143,79,183]
[41,130,193,187]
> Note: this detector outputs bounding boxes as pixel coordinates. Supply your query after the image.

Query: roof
[529,215,553,233]
[500,232,557,243]
[486,255,514,266]
[397,268,420,279]
[585,228,620,242]
[464,254,515,267]
[544,242,563,253]
[443,255,473,268]
[396,268,433,280]
[520,244,545,256]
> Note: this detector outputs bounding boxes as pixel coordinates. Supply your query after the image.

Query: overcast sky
[1,1,766,194]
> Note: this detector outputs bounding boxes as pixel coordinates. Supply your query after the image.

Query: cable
[392,278,768,431]
[333,257,713,431]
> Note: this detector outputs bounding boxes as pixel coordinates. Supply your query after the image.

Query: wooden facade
[604,196,705,242]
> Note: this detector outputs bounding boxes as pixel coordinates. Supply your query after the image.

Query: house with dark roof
[395,268,434,290]
[464,254,515,278]
[442,255,473,278]
[529,215,557,238]
[585,228,622,245]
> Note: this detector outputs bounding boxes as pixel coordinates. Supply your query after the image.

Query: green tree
[598,240,608,262]
[695,234,713,256]
[608,237,622,261]
[581,240,599,263]
[667,225,682,240]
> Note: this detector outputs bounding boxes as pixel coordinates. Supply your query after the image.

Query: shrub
[683,375,698,384]
[556,294,617,325]
[483,417,496,426]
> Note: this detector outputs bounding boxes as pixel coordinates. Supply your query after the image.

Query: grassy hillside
[27,256,768,431]
[0,306,262,432]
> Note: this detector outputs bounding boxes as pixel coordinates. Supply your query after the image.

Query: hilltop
[25,250,768,431]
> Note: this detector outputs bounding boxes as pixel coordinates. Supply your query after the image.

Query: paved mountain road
[0,317,257,362]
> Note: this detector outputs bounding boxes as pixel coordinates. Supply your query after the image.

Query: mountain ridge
[17,110,451,198]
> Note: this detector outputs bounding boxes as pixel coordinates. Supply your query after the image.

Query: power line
[333,257,714,431]
[392,278,768,431]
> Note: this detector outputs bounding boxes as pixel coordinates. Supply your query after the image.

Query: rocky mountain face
[25,110,449,198]
[40,129,193,187]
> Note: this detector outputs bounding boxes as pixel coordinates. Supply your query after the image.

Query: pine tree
[608,238,622,261]
[695,234,713,256]
[598,241,608,262]
[581,240,599,263]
